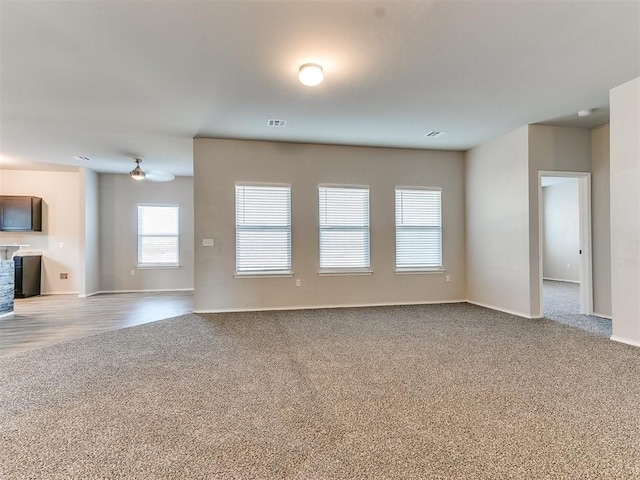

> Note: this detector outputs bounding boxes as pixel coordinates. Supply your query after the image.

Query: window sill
[234,271,293,279]
[318,269,373,276]
[137,264,181,269]
[395,267,445,275]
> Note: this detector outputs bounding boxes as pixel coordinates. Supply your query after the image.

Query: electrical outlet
[60,273,68,280]
[567,264,571,269]
[296,279,301,287]
[203,238,215,247]
[445,275,451,282]
[130,270,135,276]
[59,242,64,248]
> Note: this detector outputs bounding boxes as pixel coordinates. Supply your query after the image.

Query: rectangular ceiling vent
[424,131,447,138]
[267,119,287,127]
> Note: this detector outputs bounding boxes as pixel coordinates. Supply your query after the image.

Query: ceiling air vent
[267,119,287,127]
[73,156,91,161]
[424,131,447,138]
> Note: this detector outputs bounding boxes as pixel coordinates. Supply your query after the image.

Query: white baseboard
[41,291,79,295]
[194,299,467,314]
[592,312,612,320]
[77,291,101,298]
[543,277,580,284]
[610,336,640,348]
[94,288,194,294]
[0,311,14,318]
[466,300,543,319]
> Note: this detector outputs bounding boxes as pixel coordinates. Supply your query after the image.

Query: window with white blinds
[318,186,370,272]
[137,205,180,267]
[395,188,443,271]
[235,184,291,274]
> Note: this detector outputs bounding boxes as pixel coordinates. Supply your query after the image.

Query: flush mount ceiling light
[298,63,323,86]
[130,158,146,181]
[577,109,594,117]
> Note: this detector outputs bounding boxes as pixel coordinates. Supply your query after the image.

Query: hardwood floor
[0,291,193,357]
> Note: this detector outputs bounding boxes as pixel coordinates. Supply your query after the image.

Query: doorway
[538,172,596,329]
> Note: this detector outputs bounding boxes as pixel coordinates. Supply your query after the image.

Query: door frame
[538,171,593,315]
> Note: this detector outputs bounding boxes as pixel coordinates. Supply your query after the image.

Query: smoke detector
[577,109,594,117]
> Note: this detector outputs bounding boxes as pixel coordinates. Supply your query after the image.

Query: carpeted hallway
[1,303,638,479]
[543,280,612,337]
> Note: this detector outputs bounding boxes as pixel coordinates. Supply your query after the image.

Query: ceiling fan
[129,158,175,182]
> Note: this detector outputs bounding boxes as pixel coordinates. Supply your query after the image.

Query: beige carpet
[1,303,639,479]
[543,280,612,337]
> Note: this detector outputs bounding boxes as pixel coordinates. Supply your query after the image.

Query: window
[318,186,370,272]
[395,188,442,271]
[235,184,291,275]
[137,205,180,267]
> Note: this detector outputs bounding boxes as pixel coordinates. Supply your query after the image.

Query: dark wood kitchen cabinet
[0,196,43,232]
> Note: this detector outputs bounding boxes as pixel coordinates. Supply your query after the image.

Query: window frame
[317,184,372,275]
[136,204,181,269]
[394,186,445,274]
[234,182,293,277]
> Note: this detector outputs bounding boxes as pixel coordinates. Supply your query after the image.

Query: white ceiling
[1,1,638,177]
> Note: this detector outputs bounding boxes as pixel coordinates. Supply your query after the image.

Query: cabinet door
[1,197,33,231]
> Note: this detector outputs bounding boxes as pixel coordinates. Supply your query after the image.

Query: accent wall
[193,138,466,312]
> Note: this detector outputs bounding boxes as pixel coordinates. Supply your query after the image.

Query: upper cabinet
[0,196,43,232]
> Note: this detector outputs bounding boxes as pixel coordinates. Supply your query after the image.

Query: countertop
[0,245,30,260]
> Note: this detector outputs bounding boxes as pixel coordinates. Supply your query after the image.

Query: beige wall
[0,170,81,294]
[465,126,532,316]
[528,125,591,316]
[591,124,612,317]
[543,181,580,282]
[193,138,466,312]
[98,174,194,292]
[610,76,640,346]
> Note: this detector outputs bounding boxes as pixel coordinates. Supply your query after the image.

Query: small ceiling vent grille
[73,156,91,161]
[267,119,287,127]
[424,131,447,138]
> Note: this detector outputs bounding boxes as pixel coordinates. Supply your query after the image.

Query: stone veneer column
[0,260,15,316]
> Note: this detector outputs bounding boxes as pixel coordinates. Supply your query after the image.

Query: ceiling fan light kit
[130,158,146,181]
[128,157,175,182]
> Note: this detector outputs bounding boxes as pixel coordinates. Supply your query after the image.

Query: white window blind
[318,186,370,271]
[235,184,291,274]
[137,205,180,267]
[395,188,442,270]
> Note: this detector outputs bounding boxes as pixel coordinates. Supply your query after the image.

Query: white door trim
[538,171,593,316]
